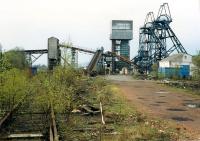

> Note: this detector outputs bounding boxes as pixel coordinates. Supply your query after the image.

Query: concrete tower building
[110,20,133,72]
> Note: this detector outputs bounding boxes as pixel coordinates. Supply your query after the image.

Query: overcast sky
[0,0,199,65]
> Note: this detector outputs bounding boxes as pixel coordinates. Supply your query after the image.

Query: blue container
[159,65,190,79]
[159,67,176,78]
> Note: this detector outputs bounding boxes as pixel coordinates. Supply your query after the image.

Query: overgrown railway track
[0,95,58,141]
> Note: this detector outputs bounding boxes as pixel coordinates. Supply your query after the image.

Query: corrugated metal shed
[159,53,193,78]
[159,53,192,68]
[160,53,185,62]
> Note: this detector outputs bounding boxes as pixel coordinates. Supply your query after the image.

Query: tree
[150,63,159,79]
[61,41,74,67]
[0,55,12,72]
[33,64,47,72]
[4,47,29,69]
[192,51,200,81]
[0,68,30,110]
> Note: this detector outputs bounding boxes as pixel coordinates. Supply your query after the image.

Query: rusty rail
[49,105,59,141]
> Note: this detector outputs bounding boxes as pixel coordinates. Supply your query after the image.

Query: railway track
[0,96,111,141]
[0,95,56,141]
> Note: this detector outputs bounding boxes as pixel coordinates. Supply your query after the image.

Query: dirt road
[106,75,200,137]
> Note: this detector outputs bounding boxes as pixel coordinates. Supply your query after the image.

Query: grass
[105,86,135,115]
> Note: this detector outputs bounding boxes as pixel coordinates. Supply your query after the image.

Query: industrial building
[159,53,193,78]
[19,4,188,76]
[110,20,133,73]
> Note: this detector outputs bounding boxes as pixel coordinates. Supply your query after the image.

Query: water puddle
[167,108,187,111]
[185,103,200,108]
[183,99,194,102]
[156,101,166,104]
[156,91,169,94]
[150,104,160,106]
[171,116,193,121]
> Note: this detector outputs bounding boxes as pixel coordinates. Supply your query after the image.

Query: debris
[158,130,165,133]
[6,133,43,138]
[79,105,100,115]
[103,131,120,135]
[73,128,98,132]
[100,102,105,125]
[71,109,81,113]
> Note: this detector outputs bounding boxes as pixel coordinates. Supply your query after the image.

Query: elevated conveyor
[87,49,103,75]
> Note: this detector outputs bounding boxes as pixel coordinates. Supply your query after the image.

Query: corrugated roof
[160,53,190,62]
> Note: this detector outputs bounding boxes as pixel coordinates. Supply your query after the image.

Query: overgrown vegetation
[0,49,191,140]
[150,63,159,79]
[0,48,29,71]
[32,66,88,114]
[192,51,200,82]
[0,48,30,115]
[0,69,31,114]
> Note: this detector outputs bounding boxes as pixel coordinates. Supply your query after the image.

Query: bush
[192,51,200,82]
[0,68,30,110]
